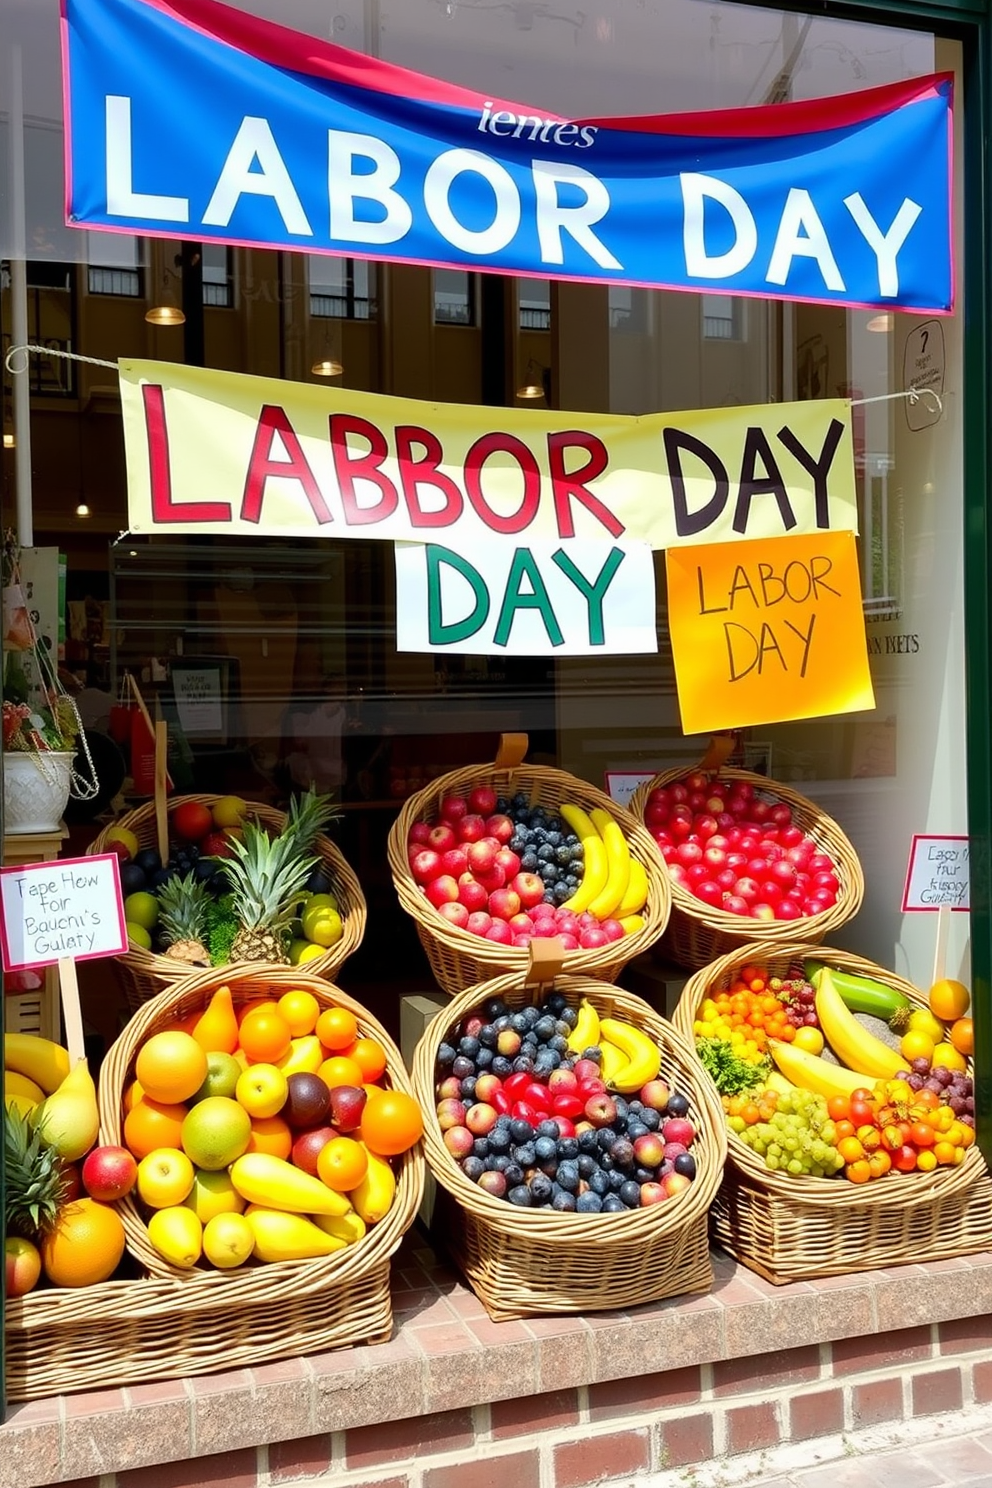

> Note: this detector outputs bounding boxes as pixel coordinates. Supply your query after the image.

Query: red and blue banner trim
[61,0,954,312]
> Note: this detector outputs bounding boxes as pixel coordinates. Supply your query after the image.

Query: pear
[35,1060,100,1162]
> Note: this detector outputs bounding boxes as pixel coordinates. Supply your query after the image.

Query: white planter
[3,751,75,834]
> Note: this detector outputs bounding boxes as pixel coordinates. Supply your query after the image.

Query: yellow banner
[665,530,875,733]
[120,361,858,549]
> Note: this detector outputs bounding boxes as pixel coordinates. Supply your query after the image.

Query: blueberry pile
[434,992,698,1214]
[118,845,230,901]
[498,793,584,906]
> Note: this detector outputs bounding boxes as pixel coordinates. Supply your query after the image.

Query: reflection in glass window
[702,294,743,340]
[519,278,551,330]
[309,256,376,319]
[87,233,142,297]
[608,286,649,333]
[202,244,234,307]
[434,269,476,325]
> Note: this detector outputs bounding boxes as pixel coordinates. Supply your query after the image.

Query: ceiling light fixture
[516,359,549,401]
[75,503,91,517]
[866,313,893,333]
[311,357,344,377]
[3,431,14,449]
[145,303,186,327]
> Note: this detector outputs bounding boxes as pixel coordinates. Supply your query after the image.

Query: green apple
[190,1051,242,1103]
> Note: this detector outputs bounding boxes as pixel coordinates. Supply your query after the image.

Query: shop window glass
[434,269,476,325]
[309,256,376,319]
[87,233,143,298]
[519,278,551,330]
[702,295,743,341]
[202,243,235,307]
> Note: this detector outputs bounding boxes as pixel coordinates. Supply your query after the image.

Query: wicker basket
[673,941,992,1283]
[87,795,367,1012]
[387,737,670,996]
[97,965,424,1293]
[628,767,863,970]
[411,967,726,1321]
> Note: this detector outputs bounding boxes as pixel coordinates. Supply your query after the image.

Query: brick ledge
[4,1234,992,1488]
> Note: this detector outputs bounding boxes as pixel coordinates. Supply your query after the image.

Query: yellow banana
[560,804,610,913]
[587,809,631,919]
[229,1153,352,1216]
[4,1034,70,1094]
[244,1206,348,1263]
[619,914,645,936]
[314,1209,367,1245]
[597,1017,661,1093]
[350,1148,396,1225]
[5,1092,38,1119]
[768,1039,877,1101]
[814,967,904,1080]
[274,1036,325,1076]
[617,859,649,918]
[598,1038,629,1087]
[566,997,600,1054]
[763,1071,797,1098]
[5,1070,45,1105]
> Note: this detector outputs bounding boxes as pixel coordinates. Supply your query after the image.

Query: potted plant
[2,534,98,834]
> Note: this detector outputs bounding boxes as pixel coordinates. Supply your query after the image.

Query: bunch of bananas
[565,998,662,1094]
[559,804,648,930]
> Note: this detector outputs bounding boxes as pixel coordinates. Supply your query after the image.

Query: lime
[181,1097,251,1171]
[125,891,160,932]
[191,1051,242,1103]
[126,921,153,950]
[288,938,310,966]
[306,910,343,949]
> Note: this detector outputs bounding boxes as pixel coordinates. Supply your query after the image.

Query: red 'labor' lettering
[144,384,232,524]
[241,405,332,525]
[464,433,540,534]
[329,415,399,525]
[547,432,623,539]
[395,425,463,527]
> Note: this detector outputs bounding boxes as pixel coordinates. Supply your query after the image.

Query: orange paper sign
[665,529,875,734]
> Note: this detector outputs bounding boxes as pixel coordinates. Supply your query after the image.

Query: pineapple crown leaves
[218,818,319,932]
[3,1103,71,1238]
[284,785,339,853]
[156,870,214,944]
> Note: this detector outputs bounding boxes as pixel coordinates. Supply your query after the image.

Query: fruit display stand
[672,942,992,1284]
[86,796,367,1013]
[411,953,726,1322]
[97,964,424,1282]
[388,734,671,997]
[628,765,863,971]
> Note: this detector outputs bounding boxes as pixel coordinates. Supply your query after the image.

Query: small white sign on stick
[0,852,129,969]
[605,771,656,808]
[902,834,970,912]
[395,540,658,656]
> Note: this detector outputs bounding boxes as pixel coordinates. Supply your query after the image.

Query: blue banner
[61,0,954,313]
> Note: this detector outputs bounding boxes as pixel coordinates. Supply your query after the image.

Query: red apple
[327,1084,367,1132]
[599,918,625,943]
[437,1075,462,1100]
[639,1182,668,1207]
[436,1097,468,1130]
[509,872,546,910]
[572,1058,601,1084]
[632,1132,665,1167]
[201,831,234,859]
[440,795,468,824]
[488,887,522,921]
[468,785,498,817]
[722,894,750,916]
[579,927,609,949]
[466,911,493,936]
[639,1079,671,1110]
[408,821,431,846]
[663,1172,693,1198]
[663,1117,696,1146]
[584,1093,618,1127]
[485,814,514,845]
[440,847,469,879]
[427,823,458,855]
[291,1125,336,1175]
[411,849,443,885]
[495,848,521,880]
[443,1126,475,1159]
[474,1073,503,1103]
[465,1102,498,1135]
[425,874,460,908]
[457,876,489,913]
[475,864,507,894]
[508,913,533,934]
[548,1068,578,1093]
[5,1236,42,1298]
[437,900,470,929]
[457,814,487,844]
[81,1145,138,1201]
[485,920,514,944]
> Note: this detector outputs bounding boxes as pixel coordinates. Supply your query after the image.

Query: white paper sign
[395,540,658,656]
[605,771,656,807]
[902,834,970,911]
[173,666,224,734]
[0,853,129,969]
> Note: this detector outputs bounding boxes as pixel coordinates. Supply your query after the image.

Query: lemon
[304,893,338,913]
[297,943,325,964]
[288,938,310,966]
[203,1212,254,1269]
[181,1097,252,1170]
[148,1206,202,1268]
[306,910,343,949]
[124,891,160,932]
[184,1169,245,1223]
[126,921,153,950]
[212,795,247,829]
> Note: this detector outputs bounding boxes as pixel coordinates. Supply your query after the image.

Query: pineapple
[4,1104,71,1239]
[284,784,339,853]
[157,871,213,967]
[223,788,337,965]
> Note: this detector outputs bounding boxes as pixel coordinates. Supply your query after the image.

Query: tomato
[909,1121,936,1148]
[845,1159,872,1184]
[849,1095,877,1126]
[868,1150,892,1179]
[880,1125,905,1153]
[892,1144,918,1173]
[359,1090,424,1156]
[916,1149,938,1172]
[171,800,214,842]
[837,1135,866,1164]
[827,1095,851,1123]
[834,1120,856,1142]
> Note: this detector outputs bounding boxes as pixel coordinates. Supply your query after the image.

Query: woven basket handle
[495,733,528,770]
[698,734,735,773]
[525,937,566,992]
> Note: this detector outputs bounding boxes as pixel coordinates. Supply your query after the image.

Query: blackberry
[436,1043,457,1067]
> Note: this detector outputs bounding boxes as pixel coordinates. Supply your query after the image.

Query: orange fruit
[345,1037,388,1084]
[123,1098,189,1160]
[135,1031,209,1104]
[40,1199,126,1287]
[837,1135,866,1164]
[277,990,321,1038]
[929,978,970,1022]
[359,1090,424,1156]
[123,1078,145,1113]
[792,1026,824,1056]
[245,1115,293,1160]
[317,1136,369,1192]
[950,1018,974,1057]
[316,1007,358,1052]
[318,1056,365,1090]
[845,1159,872,1185]
[239,1006,293,1064]
[899,1029,935,1066]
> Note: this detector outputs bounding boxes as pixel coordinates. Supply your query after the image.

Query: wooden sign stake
[154,719,169,865]
[932,902,950,987]
[57,956,86,1066]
